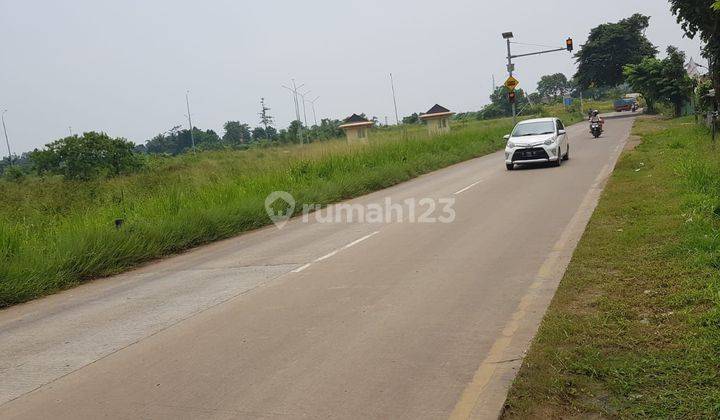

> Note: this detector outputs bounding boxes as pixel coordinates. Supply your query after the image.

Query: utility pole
[185,90,196,152]
[390,73,400,125]
[1,110,12,165]
[282,80,306,144]
[501,32,574,125]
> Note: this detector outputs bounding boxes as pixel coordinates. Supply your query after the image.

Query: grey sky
[0,0,705,153]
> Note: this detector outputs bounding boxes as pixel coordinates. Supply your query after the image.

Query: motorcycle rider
[589,110,604,133]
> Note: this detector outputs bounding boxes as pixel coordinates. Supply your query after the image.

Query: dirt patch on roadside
[624,135,641,151]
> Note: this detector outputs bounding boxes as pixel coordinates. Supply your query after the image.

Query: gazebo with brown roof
[419,104,454,134]
[339,114,374,142]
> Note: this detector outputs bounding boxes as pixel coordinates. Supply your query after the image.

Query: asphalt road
[0,114,636,419]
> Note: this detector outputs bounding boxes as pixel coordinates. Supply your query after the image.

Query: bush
[30,132,146,180]
[2,165,25,182]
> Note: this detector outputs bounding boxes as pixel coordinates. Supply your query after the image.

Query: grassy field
[503,116,720,418]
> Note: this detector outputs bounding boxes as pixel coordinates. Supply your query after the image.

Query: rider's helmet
[592,110,599,116]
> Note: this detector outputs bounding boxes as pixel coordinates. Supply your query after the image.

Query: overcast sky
[0,0,706,153]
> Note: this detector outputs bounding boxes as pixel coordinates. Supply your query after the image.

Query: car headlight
[544,138,555,146]
[507,141,516,148]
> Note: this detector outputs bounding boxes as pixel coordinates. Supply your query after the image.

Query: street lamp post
[306,96,320,126]
[502,32,516,124]
[1,110,13,165]
[299,90,311,128]
[185,90,196,152]
[282,80,306,144]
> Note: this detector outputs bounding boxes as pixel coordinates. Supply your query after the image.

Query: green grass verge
[503,116,720,418]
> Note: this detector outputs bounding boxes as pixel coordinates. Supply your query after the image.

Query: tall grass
[1,118,529,306]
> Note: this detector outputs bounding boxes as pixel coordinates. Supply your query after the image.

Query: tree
[286,120,304,143]
[222,121,251,145]
[476,87,530,119]
[258,98,274,136]
[669,0,720,110]
[661,46,696,117]
[311,119,343,140]
[402,113,420,124]
[575,14,658,89]
[624,46,694,116]
[146,126,221,155]
[30,132,145,180]
[536,73,570,100]
[252,127,266,141]
[264,126,278,140]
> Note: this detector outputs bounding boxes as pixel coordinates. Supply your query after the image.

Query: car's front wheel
[552,148,562,167]
[506,163,514,171]
[563,145,570,160]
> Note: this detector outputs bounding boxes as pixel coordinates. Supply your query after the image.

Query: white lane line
[295,230,381,273]
[314,250,339,262]
[453,180,484,195]
[339,231,380,250]
[291,263,312,273]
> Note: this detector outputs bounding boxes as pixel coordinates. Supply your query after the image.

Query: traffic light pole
[503,36,573,126]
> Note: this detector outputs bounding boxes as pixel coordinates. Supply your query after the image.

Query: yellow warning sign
[504,76,519,91]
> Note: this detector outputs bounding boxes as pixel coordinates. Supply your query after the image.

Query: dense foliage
[536,73,571,100]
[574,14,657,89]
[29,132,145,180]
[474,88,531,120]
[670,0,720,110]
[145,127,222,155]
[624,46,694,115]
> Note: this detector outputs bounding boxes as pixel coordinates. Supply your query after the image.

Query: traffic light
[508,91,516,103]
[566,38,574,52]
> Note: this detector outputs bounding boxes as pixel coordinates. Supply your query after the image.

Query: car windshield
[511,121,555,137]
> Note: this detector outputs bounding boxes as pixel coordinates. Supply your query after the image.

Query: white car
[504,117,569,170]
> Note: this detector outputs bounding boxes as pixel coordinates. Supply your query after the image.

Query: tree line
[0,104,349,181]
[140,118,345,156]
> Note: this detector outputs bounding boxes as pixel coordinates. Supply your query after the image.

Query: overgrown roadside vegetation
[0,117,515,308]
[0,104,601,308]
[503,116,720,418]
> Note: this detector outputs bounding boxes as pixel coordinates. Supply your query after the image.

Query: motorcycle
[590,122,602,138]
[631,102,639,112]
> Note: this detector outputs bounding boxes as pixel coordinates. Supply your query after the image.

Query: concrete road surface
[0,115,636,419]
